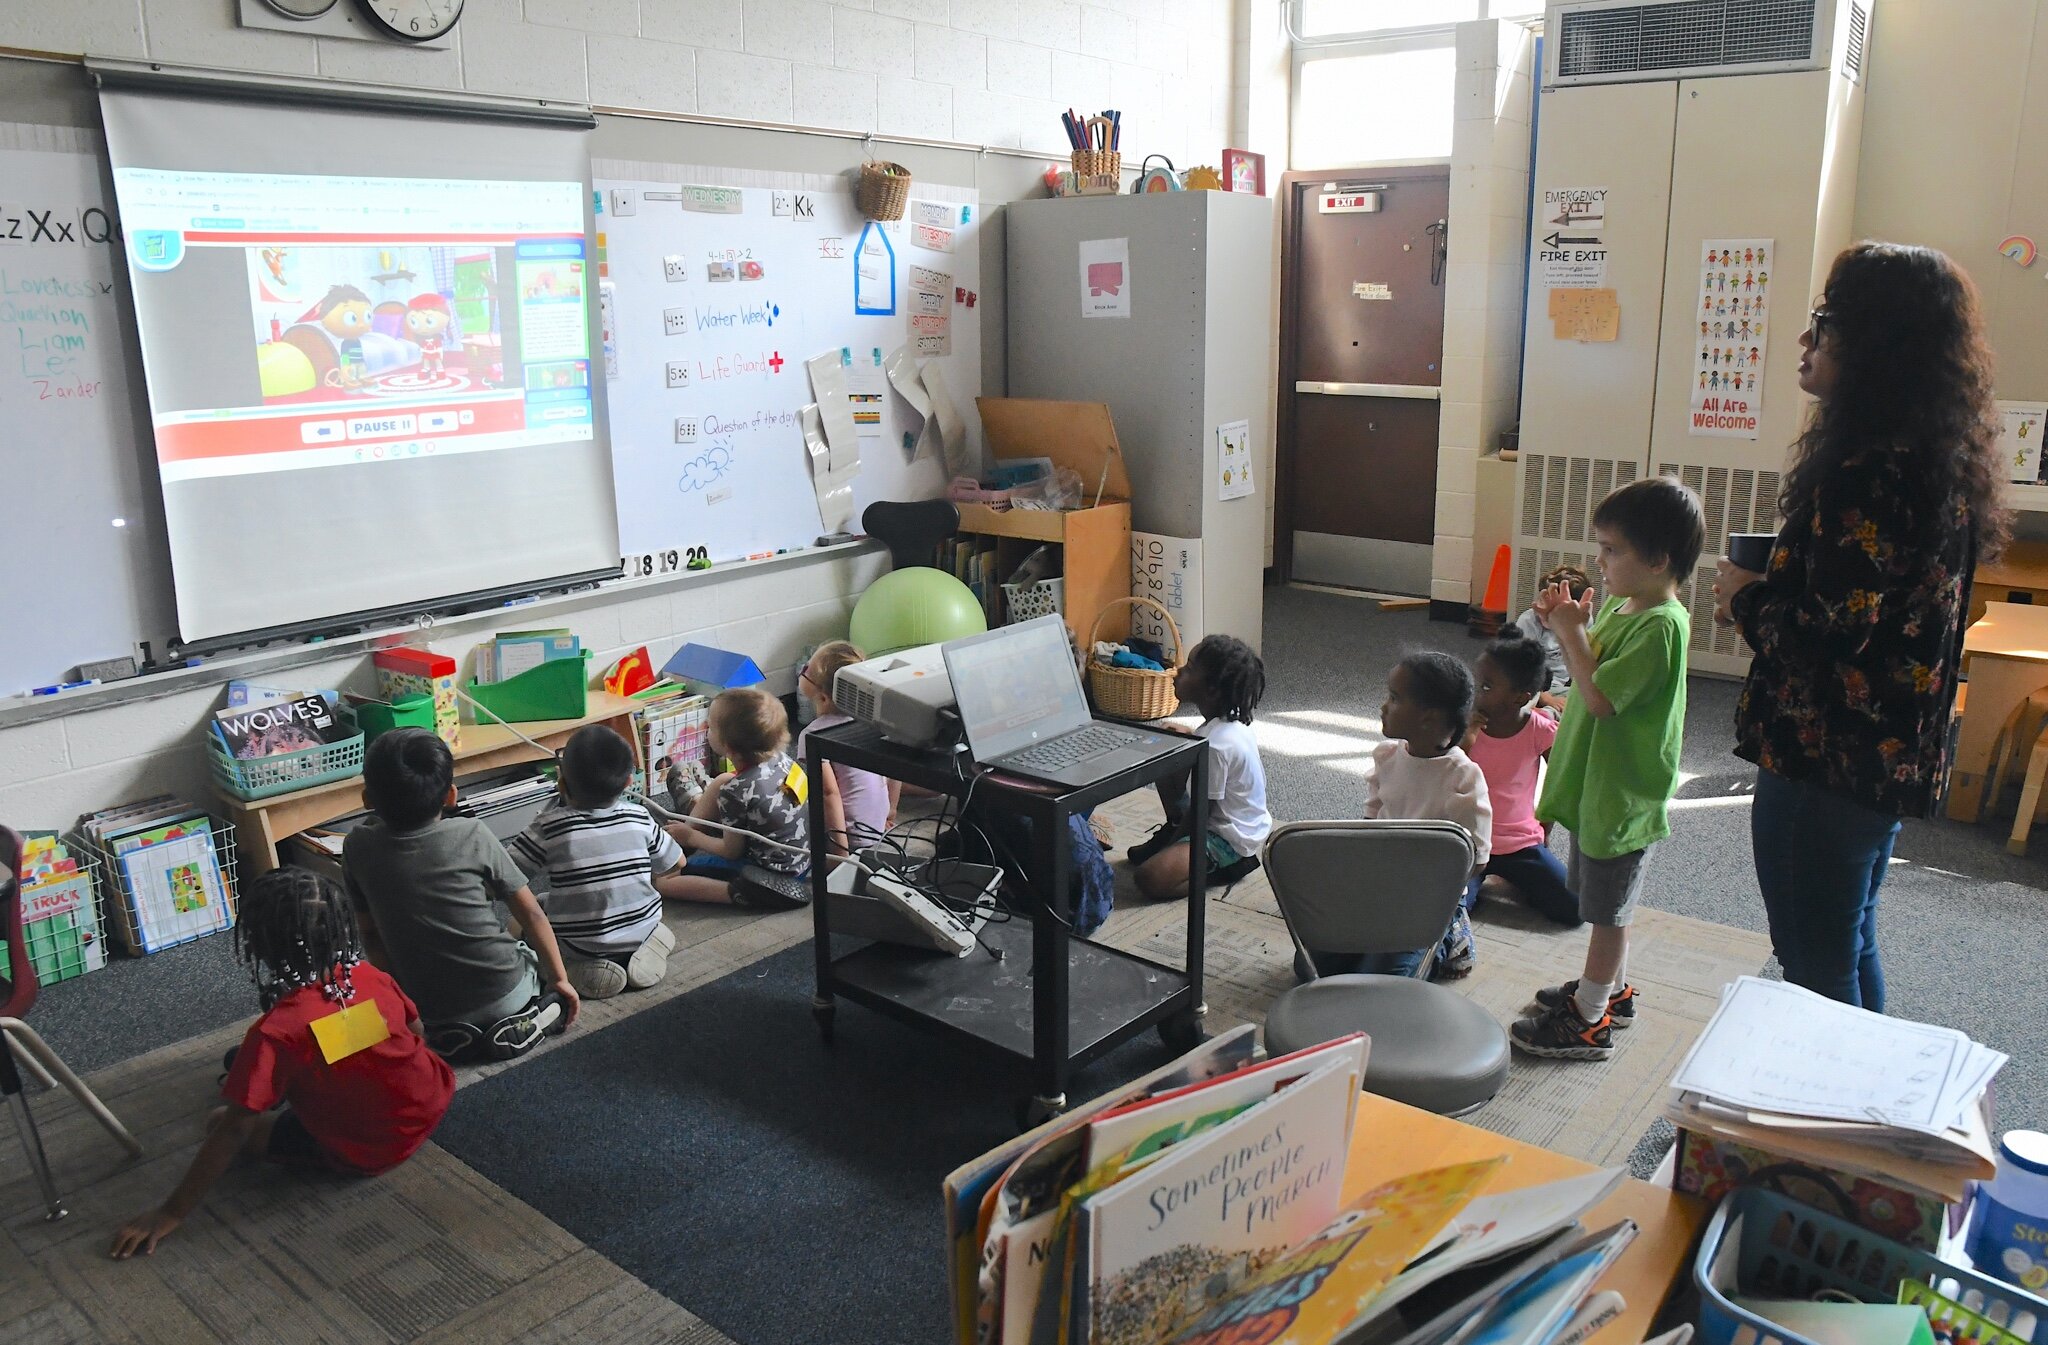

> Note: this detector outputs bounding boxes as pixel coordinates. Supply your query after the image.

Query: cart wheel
[1015,1094,1066,1132]
[1158,1012,1208,1054]
[811,1000,836,1045]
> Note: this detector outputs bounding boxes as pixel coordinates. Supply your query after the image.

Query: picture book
[115,825,234,953]
[1159,1159,1504,1345]
[1354,1167,1627,1329]
[487,629,582,684]
[952,1025,1261,1345]
[1073,1056,1363,1345]
[19,867,105,982]
[1448,1220,1638,1345]
[1011,1033,1371,1340]
[213,693,344,760]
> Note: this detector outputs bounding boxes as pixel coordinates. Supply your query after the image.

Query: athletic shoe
[566,957,629,999]
[625,922,675,989]
[730,866,811,910]
[485,994,566,1060]
[1510,1000,1615,1060]
[1206,852,1261,888]
[1126,821,1183,867]
[1529,980,1637,1030]
[1432,908,1477,980]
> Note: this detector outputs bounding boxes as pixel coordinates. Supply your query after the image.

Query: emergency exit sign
[1319,191,1380,213]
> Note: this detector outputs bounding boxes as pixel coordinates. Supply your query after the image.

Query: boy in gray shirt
[343,728,580,1061]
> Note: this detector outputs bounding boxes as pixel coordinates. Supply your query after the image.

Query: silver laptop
[941,615,1183,788]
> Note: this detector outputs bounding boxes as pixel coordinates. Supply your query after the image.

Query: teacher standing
[1713,242,2007,1010]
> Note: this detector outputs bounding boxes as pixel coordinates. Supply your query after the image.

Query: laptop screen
[944,615,1093,763]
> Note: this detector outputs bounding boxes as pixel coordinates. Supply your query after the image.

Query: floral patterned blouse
[1731,450,1975,818]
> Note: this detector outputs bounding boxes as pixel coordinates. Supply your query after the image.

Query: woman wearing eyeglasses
[1711,242,2008,1010]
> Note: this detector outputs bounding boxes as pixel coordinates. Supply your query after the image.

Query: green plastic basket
[465,652,591,724]
[208,710,365,801]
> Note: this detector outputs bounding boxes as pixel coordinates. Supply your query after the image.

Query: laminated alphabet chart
[593,158,979,574]
[1689,238,1774,440]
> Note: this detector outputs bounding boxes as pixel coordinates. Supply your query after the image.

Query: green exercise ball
[849,567,988,655]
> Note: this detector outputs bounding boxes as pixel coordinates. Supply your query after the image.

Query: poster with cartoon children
[1690,238,1773,439]
[246,244,505,404]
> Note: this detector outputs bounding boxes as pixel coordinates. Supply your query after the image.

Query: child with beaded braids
[111,868,454,1260]
[1132,635,1271,901]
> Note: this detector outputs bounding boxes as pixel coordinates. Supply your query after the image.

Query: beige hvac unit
[1516,0,1868,676]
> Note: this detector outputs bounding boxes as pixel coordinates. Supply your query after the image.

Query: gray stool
[1260,820,1512,1117]
[1265,974,1511,1116]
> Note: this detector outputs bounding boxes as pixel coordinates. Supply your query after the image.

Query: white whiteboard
[0,121,176,691]
[592,158,975,574]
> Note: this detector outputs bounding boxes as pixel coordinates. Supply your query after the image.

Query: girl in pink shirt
[1466,627,1582,926]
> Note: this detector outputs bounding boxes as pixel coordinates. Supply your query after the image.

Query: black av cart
[803,718,1209,1126]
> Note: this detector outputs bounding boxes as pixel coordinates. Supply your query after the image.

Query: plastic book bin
[466,652,591,724]
[209,709,366,802]
[355,693,437,743]
[1694,1188,2048,1345]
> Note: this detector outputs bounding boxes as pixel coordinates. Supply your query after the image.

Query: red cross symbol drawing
[768,351,784,373]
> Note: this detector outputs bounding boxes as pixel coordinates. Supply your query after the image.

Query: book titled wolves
[214,694,341,759]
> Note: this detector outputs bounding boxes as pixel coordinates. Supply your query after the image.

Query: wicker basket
[1087,596,1183,721]
[1071,150,1121,179]
[857,160,912,220]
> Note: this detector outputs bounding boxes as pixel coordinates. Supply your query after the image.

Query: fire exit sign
[1319,191,1381,213]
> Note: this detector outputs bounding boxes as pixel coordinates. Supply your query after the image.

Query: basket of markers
[1064,108,1122,181]
[1087,596,1181,721]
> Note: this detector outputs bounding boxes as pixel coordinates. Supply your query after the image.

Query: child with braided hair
[110,868,454,1259]
[1131,635,1271,901]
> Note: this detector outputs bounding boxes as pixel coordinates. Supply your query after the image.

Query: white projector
[832,643,954,746]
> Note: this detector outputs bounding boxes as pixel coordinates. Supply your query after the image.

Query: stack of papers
[1665,977,2005,1202]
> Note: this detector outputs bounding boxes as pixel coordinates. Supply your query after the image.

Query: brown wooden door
[1282,172,1450,594]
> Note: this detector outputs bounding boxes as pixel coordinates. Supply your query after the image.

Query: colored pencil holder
[1072,150,1121,180]
[857,161,912,220]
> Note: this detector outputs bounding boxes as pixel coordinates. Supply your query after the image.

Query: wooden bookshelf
[217,690,640,875]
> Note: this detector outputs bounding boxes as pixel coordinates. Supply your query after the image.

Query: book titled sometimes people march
[213,693,345,760]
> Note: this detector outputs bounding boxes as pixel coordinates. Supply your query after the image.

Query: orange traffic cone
[1468,544,1512,637]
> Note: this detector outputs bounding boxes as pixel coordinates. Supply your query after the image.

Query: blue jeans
[1464,844,1582,926]
[1297,946,1426,981]
[1750,768,1902,1010]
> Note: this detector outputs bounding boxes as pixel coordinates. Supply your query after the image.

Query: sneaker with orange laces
[1510,998,1614,1060]
[1530,980,1637,1030]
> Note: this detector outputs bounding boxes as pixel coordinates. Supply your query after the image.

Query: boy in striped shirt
[509,725,682,999]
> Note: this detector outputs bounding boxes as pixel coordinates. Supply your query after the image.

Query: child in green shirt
[1515,476,1703,1061]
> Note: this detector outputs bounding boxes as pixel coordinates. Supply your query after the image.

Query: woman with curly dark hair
[1713,242,2008,1009]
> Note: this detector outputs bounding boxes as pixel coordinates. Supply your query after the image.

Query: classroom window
[1292,46,1459,167]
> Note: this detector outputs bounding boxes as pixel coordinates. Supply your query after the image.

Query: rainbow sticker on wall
[2000,234,2037,267]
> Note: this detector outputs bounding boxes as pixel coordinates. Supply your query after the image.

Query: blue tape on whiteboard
[853,220,897,316]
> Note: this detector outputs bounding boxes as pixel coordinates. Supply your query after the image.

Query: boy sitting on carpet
[344,728,579,1061]
[661,687,811,908]
[509,724,683,999]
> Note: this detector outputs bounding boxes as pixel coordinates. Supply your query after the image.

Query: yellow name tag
[309,1000,389,1065]
[783,760,808,806]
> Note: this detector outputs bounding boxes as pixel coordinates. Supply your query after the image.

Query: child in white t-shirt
[1132,636,1271,901]
[1302,651,1491,982]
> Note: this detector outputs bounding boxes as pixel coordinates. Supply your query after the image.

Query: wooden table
[218,690,642,874]
[1948,603,2048,821]
[1343,1091,1707,1344]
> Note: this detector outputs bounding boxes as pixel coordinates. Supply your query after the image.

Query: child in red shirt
[111,868,454,1259]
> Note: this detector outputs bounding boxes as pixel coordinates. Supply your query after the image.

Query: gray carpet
[1256,584,2048,1132]
[24,585,2047,1131]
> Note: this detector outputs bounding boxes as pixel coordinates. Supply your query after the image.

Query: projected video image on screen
[116,170,592,481]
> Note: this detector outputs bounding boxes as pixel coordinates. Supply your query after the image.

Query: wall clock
[356,0,463,43]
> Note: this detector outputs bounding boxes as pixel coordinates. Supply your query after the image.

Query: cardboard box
[373,646,460,749]
[1674,1128,1948,1252]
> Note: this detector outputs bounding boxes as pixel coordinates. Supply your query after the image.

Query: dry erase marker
[28,679,99,696]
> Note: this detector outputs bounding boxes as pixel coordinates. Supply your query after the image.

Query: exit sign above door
[1319,191,1381,213]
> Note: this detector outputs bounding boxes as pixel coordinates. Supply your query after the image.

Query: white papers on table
[1670,977,2007,1135]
